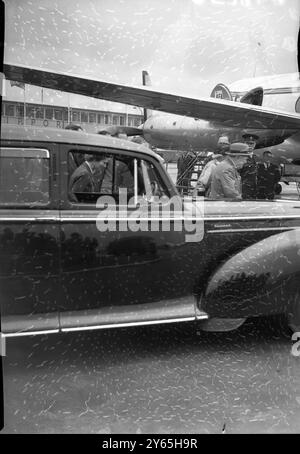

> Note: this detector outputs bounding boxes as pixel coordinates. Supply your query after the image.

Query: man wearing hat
[193,152,223,197]
[216,135,230,155]
[209,142,252,200]
[242,133,259,152]
[239,133,259,199]
[69,153,105,202]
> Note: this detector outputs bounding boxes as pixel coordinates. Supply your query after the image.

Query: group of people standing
[192,135,281,201]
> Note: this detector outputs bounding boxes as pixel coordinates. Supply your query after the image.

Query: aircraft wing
[3,63,300,131]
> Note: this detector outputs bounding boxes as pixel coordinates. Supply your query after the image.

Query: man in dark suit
[257,151,281,200]
[69,154,105,202]
[240,154,258,200]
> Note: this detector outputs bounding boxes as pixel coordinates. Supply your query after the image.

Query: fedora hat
[226,142,252,156]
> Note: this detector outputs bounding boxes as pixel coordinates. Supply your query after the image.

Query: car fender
[201,229,300,319]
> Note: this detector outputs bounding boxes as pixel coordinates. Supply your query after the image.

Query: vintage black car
[1,124,300,338]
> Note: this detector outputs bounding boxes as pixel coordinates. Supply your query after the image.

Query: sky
[3,0,300,110]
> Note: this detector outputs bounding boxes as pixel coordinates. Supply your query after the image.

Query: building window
[89,112,96,123]
[113,115,119,125]
[6,104,16,117]
[45,108,54,120]
[72,111,80,122]
[81,111,88,123]
[105,114,111,125]
[97,114,104,124]
[54,109,63,121]
[26,106,35,118]
[36,108,44,119]
[16,105,24,117]
[134,117,142,126]
[120,116,125,126]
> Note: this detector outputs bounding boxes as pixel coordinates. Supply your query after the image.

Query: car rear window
[0,148,50,205]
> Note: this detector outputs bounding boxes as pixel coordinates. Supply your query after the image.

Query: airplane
[226,73,300,166]
[138,71,300,166]
[107,70,300,184]
[3,63,300,163]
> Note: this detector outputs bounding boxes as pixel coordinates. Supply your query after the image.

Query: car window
[0,148,50,205]
[68,150,146,204]
[141,159,170,201]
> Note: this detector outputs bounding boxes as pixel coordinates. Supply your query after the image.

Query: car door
[59,144,207,332]
[0,144,61,335]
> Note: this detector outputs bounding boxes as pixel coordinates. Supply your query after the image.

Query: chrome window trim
[0,147,50,159]
[207,227,293,234]
[3,329,59,338]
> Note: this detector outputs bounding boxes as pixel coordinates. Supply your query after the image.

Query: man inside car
[69,153,104,202]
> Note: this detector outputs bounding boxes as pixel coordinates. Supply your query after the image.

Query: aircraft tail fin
[142,70,153,121]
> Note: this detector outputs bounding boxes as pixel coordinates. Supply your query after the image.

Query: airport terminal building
[1,80,144,133]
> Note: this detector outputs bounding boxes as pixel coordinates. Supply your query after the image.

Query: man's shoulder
[216,158,234,172]
[71,162,89,178]
[203,159,215,170]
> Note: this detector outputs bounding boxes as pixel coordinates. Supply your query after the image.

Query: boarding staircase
[176,151,211,196]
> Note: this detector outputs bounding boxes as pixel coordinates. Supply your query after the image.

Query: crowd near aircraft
[3,63,300,171]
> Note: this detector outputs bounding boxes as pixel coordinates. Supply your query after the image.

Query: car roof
[1,124,160,161]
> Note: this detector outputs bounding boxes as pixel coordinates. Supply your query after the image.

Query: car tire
[274,183,282,195]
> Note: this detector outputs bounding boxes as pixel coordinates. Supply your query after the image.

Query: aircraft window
[68,151,145,204]
[0,148,50,205]
[295,96,300,113]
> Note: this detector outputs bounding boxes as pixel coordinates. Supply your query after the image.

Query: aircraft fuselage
[142,73,300,160]
[142,113,297,151]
